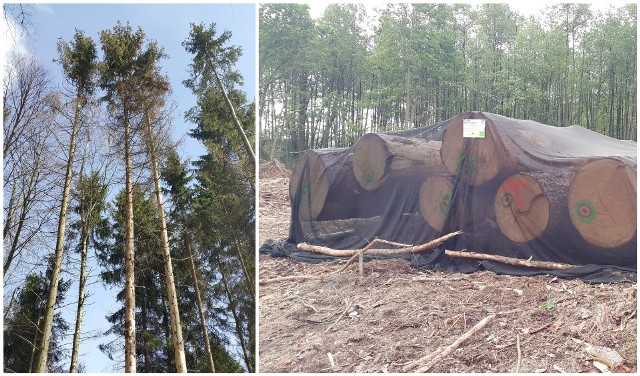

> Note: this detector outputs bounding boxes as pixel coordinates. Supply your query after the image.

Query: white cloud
[2,14,28,82]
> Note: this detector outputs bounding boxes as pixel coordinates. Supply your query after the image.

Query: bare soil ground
[258,164,637,373]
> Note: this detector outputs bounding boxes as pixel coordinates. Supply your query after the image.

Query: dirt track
[258,165,637,373]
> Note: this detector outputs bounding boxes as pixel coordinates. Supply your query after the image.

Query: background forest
[259,3,637,167]
[3,4,254,373]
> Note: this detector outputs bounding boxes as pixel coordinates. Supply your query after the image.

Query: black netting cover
[261,112,637,283]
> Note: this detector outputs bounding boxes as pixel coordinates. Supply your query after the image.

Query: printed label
[463,119,486,138]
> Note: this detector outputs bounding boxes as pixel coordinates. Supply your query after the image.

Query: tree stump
[568,158,637,248]
[440,112,518,185]
[419,175,454,232]
[352,133,445,190]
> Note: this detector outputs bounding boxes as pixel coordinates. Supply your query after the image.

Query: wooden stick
[444,249,572,270]
[323,301,352,334]
[414,314,496,373]
[258,275,326,285]
[402,346,444,372]
[297,230,463,257]
[515,333,522,373]
[334,237,378,274]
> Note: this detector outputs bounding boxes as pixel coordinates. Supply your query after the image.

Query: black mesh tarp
[261,112,637,282]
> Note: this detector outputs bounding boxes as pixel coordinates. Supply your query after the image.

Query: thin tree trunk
[69,228,89,373]
[206,50,255,165]
[28,315,41,373]
[141,289,151,373]
[216,253,254,372]
[143,112,187,372]
[34,99,81,373]
[4,151,41,275]
[185,233,216,372]
[231,236,254,297]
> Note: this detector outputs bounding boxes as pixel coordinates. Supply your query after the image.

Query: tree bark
[144,112,187,372]
[123,98,137,374]
[34,99,80,373]
[184,233,216,372]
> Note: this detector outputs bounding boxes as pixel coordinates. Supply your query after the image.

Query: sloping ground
[258,173,637,373]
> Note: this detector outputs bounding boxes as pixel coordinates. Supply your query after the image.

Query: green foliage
[57,29,98,98]
[539,298,556,310]
[183,22,254,176]
[3,258,71,373]
[99,22,167,115]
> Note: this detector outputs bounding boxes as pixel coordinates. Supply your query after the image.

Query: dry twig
[413,314,496,372]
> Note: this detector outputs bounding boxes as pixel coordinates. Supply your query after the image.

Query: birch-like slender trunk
[34,99,80,373]
[143,111,187,372]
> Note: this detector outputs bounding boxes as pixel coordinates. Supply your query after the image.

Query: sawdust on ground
[258,167,637,373]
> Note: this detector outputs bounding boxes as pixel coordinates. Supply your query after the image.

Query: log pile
[288,111,637,266]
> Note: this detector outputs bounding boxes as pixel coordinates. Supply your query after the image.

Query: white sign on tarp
[463,119,486,138]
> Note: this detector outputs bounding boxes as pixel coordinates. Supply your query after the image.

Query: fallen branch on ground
[258,275,326,285]
[413,314,496,372]
[297,230,463,257]
[402,346,444,372]
[444,250,572,270]
[335,237,379,274]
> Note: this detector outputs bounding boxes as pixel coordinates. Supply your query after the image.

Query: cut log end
[419,175,454,232]
[568,158,637,249]
[494,174,550,243]
[352,133,444,190]
[352,134,389,190]
[441,113,515,185]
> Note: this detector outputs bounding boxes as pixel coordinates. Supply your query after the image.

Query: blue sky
[4,3,256,372]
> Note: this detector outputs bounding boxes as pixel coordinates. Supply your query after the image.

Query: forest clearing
[258,164,637,373]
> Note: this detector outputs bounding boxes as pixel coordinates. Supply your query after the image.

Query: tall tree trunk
[69,228,89,373]
[143,112,187,373]
[123,97,137,373]
[34,98,81,373]
[185,233,216,372]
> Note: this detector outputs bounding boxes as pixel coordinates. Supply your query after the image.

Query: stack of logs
[290,112,637,256]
